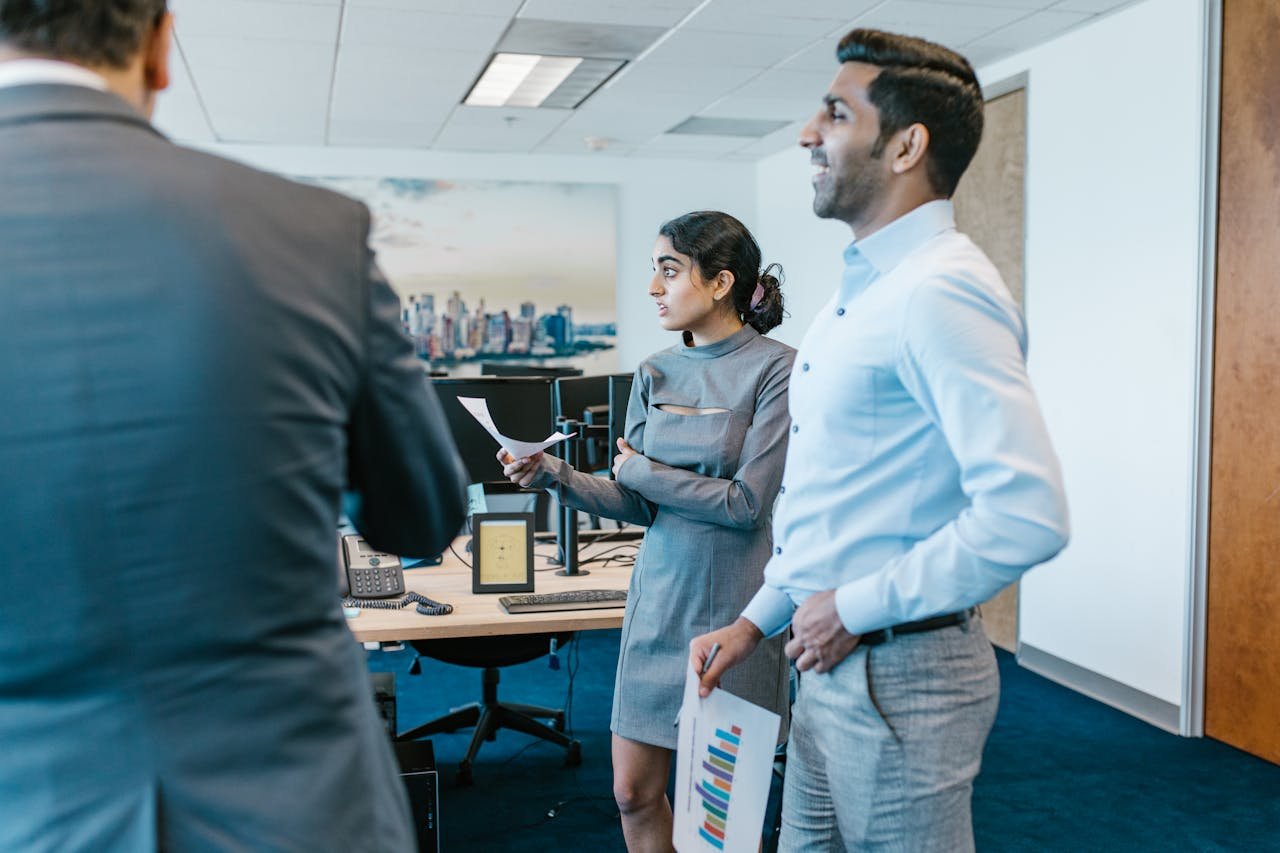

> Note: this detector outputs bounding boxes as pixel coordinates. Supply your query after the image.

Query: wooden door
[1205,0,1280,765]
[953,85,1027,652]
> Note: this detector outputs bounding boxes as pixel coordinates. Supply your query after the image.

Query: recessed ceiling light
[464,52,625,110]
[465,53,581,108]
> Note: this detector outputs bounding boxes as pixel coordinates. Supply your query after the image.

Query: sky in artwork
[303,177,617,325]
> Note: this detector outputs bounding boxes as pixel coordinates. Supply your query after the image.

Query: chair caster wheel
[456,762,474,786]
[565,741,582,767]
[553,713,566,732]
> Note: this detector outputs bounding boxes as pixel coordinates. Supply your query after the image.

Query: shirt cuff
[740,585,796,639]
[834,574,889,636]
[529,454,570,491]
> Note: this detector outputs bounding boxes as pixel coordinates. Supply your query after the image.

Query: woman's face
[649,235,720,334]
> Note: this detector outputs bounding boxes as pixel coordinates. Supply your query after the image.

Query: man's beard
[812,165,885,226]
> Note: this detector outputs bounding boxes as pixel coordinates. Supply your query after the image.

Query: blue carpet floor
[367,631,1280,851]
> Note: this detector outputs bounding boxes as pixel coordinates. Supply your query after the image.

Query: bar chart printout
[674,669,780,852]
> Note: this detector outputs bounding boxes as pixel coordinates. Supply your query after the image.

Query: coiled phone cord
[341,591,453,616]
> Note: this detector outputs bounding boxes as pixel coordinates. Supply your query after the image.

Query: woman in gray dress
[500,211,793,851]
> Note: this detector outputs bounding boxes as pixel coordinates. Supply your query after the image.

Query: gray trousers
[779,618,999,852]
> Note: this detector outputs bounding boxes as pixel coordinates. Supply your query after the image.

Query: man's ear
[890,123,930,176]
[143,11,174,93]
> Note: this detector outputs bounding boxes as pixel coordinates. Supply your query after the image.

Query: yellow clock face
[479,519,528,584]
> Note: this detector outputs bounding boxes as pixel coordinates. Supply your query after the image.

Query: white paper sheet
[673,668,781,852]
[456,396,576,460]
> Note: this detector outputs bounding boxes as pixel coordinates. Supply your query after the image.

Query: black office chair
[401,633,580,786]
[400,491,580,786]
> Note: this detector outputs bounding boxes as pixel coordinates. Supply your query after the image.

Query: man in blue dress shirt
[691,29,1069,851]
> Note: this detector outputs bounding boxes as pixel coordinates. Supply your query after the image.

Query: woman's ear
[713,270,735,302]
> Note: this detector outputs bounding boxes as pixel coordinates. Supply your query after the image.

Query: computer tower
[395,739,441,853]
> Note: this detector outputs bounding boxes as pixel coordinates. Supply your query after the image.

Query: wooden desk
[345,537,635,643]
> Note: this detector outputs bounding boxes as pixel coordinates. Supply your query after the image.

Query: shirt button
[802,362,810,372]
[836,307,846,316]
[791,424,799,434]
[779,486,786,494]
[774,546,782,555]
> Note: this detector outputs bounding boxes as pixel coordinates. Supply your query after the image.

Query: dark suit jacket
[0,83,468,851]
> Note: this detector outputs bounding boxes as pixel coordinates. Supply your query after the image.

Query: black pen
[674,642,722,728]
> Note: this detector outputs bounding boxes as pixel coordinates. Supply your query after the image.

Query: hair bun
[746,263,786,334]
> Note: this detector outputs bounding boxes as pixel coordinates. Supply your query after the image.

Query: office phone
[340,534,406,599]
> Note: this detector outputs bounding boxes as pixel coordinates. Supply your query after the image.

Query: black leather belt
[859,608,976,647]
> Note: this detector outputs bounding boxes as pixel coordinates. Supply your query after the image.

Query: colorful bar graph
[696,725,743,849]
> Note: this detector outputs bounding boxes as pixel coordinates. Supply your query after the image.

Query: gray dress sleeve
[528,368,657,527]
[615,350,792,529]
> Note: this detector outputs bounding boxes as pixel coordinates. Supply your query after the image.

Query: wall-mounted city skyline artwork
[301,176,618,375]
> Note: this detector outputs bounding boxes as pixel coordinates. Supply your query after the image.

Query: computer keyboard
[499,588,628,614]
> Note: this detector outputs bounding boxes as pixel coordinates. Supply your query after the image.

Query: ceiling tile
[327,118,446,147]
[345,0,521,14]
[851,0,1033,48]
[498,18,666,60]
[776,36,843,72]
[330,42,485,121]
[964,9,1092,52]
[705,0,882,20]
[604,62,760,96]
[683,4,848,38]
[432,105,574,153]
[729,68,838,101]
[340,6,509,51]
[697,95,814,123]
[1053,0,1140,11]
[640,28,817,69]
[730,118,809,158]
[172,0,340,42]
[636,132,751,155]
[181,36,333,144]
[517,0,703,28]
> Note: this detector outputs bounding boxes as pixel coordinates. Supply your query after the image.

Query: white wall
[753,0,1210,718]
[196,144,757,371]
[981,0,1208,711]
[754,146,850,351]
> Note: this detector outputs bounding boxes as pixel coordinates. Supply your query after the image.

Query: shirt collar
[843,199,957,275]
[0,59,108,92]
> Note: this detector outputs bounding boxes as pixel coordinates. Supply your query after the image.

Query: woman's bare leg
[612,734,675,852]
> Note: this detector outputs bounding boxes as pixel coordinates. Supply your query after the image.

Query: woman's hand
[613,438,639,478]
[496,448,545,488]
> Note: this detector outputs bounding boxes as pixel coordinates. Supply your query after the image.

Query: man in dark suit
[0,2,469,849]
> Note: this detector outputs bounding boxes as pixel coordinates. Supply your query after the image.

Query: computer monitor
[552,375,611,424]
[553,375,615,472]
[480,362,584,378]
[432,376,555,484]
[607,373,634,480]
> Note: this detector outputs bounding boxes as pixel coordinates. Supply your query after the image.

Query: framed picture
[471,512,535,594]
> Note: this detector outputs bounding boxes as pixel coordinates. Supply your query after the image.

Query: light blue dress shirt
[741,200,1069,638]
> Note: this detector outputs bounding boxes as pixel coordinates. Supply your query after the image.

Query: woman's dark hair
[658,211,785,335]
[0,0,167,68]
[836,28,983,197]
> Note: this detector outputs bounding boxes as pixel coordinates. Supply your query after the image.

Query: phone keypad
[351,566,404,597]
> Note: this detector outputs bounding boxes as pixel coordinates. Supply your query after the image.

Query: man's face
[800,62,891,228]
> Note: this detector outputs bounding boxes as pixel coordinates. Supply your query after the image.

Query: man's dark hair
[837,29,984,197]
[0,0,166,68]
